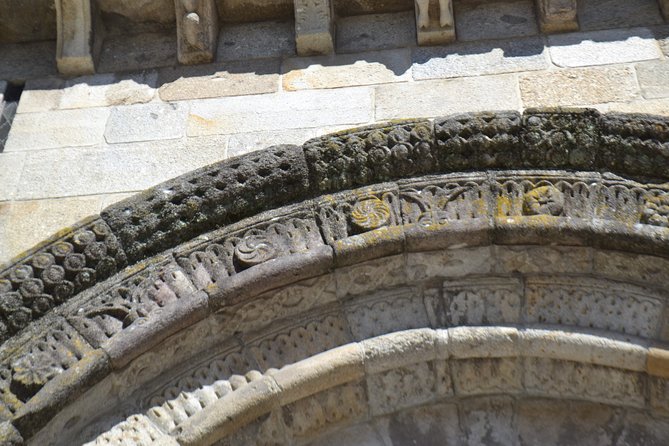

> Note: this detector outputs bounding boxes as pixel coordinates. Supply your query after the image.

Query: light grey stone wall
[0,1,668,262]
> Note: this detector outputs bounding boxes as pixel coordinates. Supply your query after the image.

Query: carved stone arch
[1,109,669,445]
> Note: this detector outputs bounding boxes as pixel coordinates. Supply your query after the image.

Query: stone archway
[1,108,669,445]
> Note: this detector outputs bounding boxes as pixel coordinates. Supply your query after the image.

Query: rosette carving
[234,235,278,267]
[351,198,391,230]
[523,186,565,216]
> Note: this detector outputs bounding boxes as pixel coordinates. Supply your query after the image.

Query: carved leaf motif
[234,235,277,267]
[11,352,63,388]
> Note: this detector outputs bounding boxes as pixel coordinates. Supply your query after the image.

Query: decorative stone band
[0,109,669,443]
[98,327,668,446]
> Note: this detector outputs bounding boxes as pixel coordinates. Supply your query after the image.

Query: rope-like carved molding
[0,109,668,443]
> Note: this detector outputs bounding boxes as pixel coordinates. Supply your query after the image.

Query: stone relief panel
[0,219,126,342]
[335,255,406,299]
[304,121,435,193]
[451,358,523,396]
[596,181,647,225]
[525,358,646,408]
[282,382,368,442]
[245,312,352,370]
[66,258,197,348]
[441,277,522,327]
[176,208,323,290]
[406,246,493,282]
[641,190,669,228]
[525,277,664,338]
[434,111,522,170]
[0,317,92,419]
[345,287,430,340]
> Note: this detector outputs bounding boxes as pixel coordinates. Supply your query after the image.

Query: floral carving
[11,352,63,388]
[234,235,278,267]
[523,186,564,216]
[351,198,391,230]
[642,194,669,228]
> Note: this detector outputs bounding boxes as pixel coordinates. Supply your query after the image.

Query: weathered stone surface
[98,31,177,73]
[0,152,24,201]
[336,12,416,54]
[105,102,189,144]
[97,0,175,24]
[282,49,411,91]
[548,28,662,67]
[460,397,519,445]
[0,0,56,44]
[294,0,335,56]
[55,0,103,76]
[493,245,593,274]
[217,20,295,61]
[536,0,578,33]
[455,0,538,41]
[412,36,548,80]
[375,403,461,446]
[636,60,669,99]
[187,88,373,136]
[175,0,219,65]
[4,107,110,151]
[376,75,521,120]
[520,66,639,108]
[227,128,316,157]
[414,0,455,46]
[578,0,664,31]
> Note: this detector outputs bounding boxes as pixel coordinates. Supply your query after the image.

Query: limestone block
[105,102,189,144]
[336,11,416,54]
[452,358,523,395]
[648,347,669,379]
[414,0,455,46]
[55,0,103,76]
[367,361,438,415]
[535,0,578,33]
[455,0,538,41]
[636,60,669,99]
[294,0,335,56]
[362,329,436,374]
[448,327,519,359]
[442,277,522,326]
[175,0,219,65]
[336,255,406,299]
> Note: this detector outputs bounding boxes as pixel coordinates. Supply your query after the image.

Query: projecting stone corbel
[294,0,335,56]
[55,0,104,76]
[414,0,456,46]
[535,0,579,33]
[175,0,219,65]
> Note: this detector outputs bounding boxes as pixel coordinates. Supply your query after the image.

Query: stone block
[375,75,521,120]
[452,358,523,395]
[158,60,280,102]
[4,107,109,151]
[55,0,103,76]
[362,329,436,374]
[187,88,373,136]
[367,361,438,415]
[535,0,578,33]
[294,0,335,56]
[14,137,226,200]
[455,0,538,41]
[412,36,549,80]
[578,0,664,31]
[98,31,177,73]
[406,246,493,282]
[594,98,669,116]
[519,66,639,108]
[346,288,430,340]
[217,21,296,61]
[336,12,416,54]
[636,60,669,99]
[593,250,669,289]
[548,28,662,67]
[105,102,188,144]
[648,347,669,379]
[448,327,519,359]
[336,255,407,299]
[175,0,219,64]
[414,0,456,45]
[493,245,592,274]
[460,396,520,445]
[227,128,316,157]
[0,152,24,201]
[375,403,461,446]
[282,49,411,91]
[0,41,58,81]
[440,277,522,326]
[524,357,646,407]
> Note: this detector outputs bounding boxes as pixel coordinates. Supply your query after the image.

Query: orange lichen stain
[189,114,217,130]
[495,195,514,218]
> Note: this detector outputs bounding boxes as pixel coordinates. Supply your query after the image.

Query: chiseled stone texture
[578,0,665,31]
[636,60,669,99]
[282,49,411,91]
[187,88,373,136]
[217,21,296,61]
[336,11,416,54]
[519,66,639,108]
[157,59,280,101]
[455,0,538,42]
[412,36,548,80]
[548,28,662,68]
[98,31,177,74]
[105,102,189,144]
[4,107,110,151]
[376,75,521,120]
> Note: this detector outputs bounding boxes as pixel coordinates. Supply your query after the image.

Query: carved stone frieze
[0,219,126,343]
[441,277,523,327]
[642,191,669,228]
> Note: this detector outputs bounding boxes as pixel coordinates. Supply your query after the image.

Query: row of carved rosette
[52,0,665,75]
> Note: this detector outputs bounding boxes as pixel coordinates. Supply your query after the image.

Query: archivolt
[0,109,669,445]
